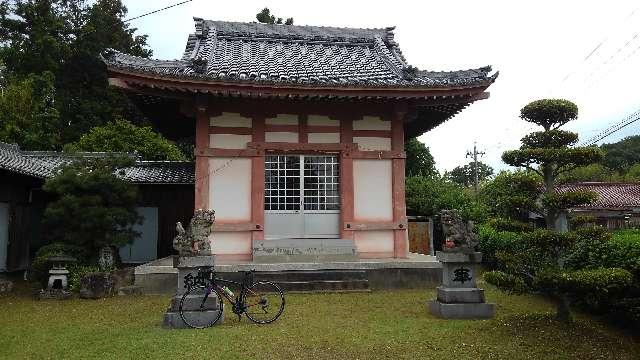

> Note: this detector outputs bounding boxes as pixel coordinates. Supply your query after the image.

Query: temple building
[103,18,497,262]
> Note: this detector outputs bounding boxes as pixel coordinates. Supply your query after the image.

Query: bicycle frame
[195,269,262,316]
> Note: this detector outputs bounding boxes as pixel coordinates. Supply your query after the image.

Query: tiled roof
[0,143,194,185]
[557,182,640,209]
[103,18,497,89]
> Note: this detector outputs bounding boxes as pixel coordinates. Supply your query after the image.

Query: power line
[581,108,640,146]
[124,0,194,23]
[552,7,638,91]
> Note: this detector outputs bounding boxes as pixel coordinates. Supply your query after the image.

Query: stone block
[173,255,215,268]
[118,285,143,296]
[436,251,482,263]
[0,279,13,296]
[162,310,224,329]
[168,293,222,312]
[436,286,485,303]
[441,262,479,288]
[79,272,115,299]
[428,300,495,319]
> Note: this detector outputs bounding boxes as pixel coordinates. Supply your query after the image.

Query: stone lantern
[37,255,76,300]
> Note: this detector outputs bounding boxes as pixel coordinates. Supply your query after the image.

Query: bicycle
[179,268,285,329]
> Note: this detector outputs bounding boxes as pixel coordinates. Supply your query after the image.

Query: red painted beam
[194,104,210,210]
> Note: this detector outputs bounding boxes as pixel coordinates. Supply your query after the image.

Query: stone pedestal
[162,255,224,329]
[428,251,495,319]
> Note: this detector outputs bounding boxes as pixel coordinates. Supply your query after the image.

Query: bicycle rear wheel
[244,281,285,324]
[179,285,224,329]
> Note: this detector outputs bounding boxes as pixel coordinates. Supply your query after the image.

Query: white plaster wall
[354,230,394,254]
[209,134,252,149]
[353,137,392,151]
[265,132,299,143]
[210,231,252,255]
[353,159,393,221]
[353,116,391,130]
[307,115,339,126]
[209,158,252,221]
[308,132,340,143]
[266,114,299,125]
[210,112,252,127]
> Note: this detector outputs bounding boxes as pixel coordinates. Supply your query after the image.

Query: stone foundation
[428,251,495,319]
[162,255,224,329]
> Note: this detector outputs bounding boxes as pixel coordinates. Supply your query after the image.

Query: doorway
[0,203,8,272]
[264,155,340,239]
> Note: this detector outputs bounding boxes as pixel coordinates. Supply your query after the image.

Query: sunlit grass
[0,284,638,359]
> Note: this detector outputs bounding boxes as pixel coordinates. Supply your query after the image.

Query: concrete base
[252,238,358,263]
[163,255,223,329]
[436,286,485,303]
[428,300,495,319]
[135,253,442,293]
[163,310,224,329]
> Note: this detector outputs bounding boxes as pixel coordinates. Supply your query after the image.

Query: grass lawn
[0,284,638,360]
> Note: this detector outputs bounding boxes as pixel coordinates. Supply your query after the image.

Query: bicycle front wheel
[244,281,285,324]
[179,285,224,329]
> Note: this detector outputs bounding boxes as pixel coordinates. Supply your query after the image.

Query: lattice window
[265,155,300,211]
[303,156,340,211]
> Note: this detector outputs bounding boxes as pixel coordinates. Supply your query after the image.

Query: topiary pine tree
[43,156,141,258]
[486,99,609,322]
[502,99,602,231]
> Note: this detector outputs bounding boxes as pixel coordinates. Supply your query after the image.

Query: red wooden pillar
[251,116,266,242]
[391,110,408,258]
[340,118,354,240]
[194,103,210,210]
[299,114,308,144]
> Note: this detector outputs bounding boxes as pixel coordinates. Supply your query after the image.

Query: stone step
[254,270,368,282]
[252,238,358,263]
[276,279,370,292]
[117,285,143,296]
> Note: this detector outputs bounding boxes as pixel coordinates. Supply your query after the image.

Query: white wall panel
[353,137,391,151]
[265,132,299,143]
[354,230,394,254]
[307,115,339,126]
[209,134,252,149]
[210,231,252,254]
[209,158,252,221]
[353,116,391,130]
[353,159,393,221]
[266,114,298,125]
[210,112,252,127]
[308,132,340,143]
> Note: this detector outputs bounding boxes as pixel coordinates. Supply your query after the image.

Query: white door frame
[264,154,340,239]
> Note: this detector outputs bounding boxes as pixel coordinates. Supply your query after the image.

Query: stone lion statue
[440,209,478,252]
[173,209,215,256]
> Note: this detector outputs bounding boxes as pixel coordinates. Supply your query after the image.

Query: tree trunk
[542,165,557,230]
[555,294,572,322]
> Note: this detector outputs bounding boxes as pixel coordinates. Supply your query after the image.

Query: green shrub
[567,228,640,276]
[534,268,633,310]
[486,218,533,233]
[67,265,102,292]
[477,225,521,268]
[31,243,89,285]
[484,270,529,293]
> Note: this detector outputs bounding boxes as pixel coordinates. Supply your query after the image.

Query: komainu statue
[173,209,215,256]
[440,209,478,252]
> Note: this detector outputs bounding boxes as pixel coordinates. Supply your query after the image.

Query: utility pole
[466,141,486,192]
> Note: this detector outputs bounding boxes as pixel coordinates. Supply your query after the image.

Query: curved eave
[106,67,495,100]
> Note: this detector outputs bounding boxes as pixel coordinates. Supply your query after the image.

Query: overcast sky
[122,0,640,173]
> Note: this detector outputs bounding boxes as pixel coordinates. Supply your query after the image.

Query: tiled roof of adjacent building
[557,182,640,210]
[0,142,194,185]
[103,18,497,89]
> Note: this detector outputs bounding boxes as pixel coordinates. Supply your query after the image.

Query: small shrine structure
[103,18,497,261]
